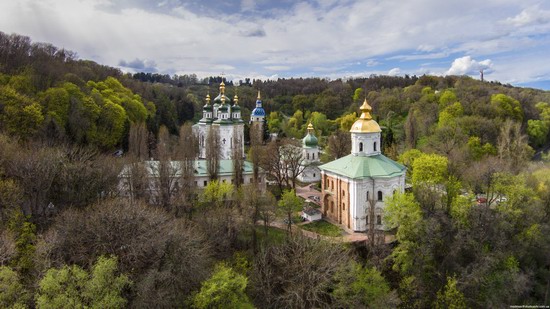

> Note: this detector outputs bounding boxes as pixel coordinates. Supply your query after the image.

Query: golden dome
[349,99,381,133]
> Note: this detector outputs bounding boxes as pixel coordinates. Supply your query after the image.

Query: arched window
[374,142,377,152]
[367,191,369,200]
[307,153,310,160]
[359,142,363,152]
[377,191,383,201]
[343,203,345,210]
[377,215,382,225]
[312,153,315,160]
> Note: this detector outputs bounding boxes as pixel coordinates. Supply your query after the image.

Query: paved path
[295,184,321,205]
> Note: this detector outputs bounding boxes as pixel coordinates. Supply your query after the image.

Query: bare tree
[206,128,220,180]
[260,140,287,193]
[327,130,351,160]
[250,235,351,308]
[497,120,534,173]
[6,145,61,217]
[249,123,263,183]
[404,108,417,149]
[128,121,149,160]
[152,126,179,211]
[232,135,244,188]
[43,198,213,308]
[239,184,276,253]
[175,123,198,218]
[280,140,306,190]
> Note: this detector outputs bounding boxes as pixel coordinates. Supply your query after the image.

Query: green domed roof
[302,123,318,147]
[303,133,318,147]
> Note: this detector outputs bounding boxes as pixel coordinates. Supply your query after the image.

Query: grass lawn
[300,220,343,237]
[254,226,287,244]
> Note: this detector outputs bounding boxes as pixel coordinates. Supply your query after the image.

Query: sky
[1,0,550,89]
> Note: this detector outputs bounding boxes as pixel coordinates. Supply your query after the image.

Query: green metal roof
[319,154,405,179]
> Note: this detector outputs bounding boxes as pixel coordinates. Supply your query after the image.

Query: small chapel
[319,99,406,231]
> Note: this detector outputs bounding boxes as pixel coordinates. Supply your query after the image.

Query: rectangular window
[203,180,207,186]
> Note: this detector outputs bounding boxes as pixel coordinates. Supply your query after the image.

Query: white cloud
[388,68,400,76]
[505,6,550,27]
[0,0,548,87]
[446,56,493,76]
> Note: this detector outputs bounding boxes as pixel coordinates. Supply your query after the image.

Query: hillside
[1,32,550,308]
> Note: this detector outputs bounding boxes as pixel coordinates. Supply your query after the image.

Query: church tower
[297,123,321,183]
[197,94,213,159]
[350,99,382,156]
[319,99,406,231]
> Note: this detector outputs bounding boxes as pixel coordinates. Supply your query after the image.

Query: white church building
[119,81,266,202]
[296,123,321,183]
[319,99,406,231]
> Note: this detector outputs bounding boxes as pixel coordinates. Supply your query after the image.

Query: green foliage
[527,119,549,147]
[438,89,458,109]
[491,93,523,121]
[200,180,235,208]
[353,87,363,102]
[0,266,30,308]
[434,276,467,309]
[88,77,148,123]
[335,112,358,131]
[450,194,474,227]
[36,256,131,309]
[535,101,550,123]
[192,263,254,309]
[384,193,423,273]
[300,220,342,237]
[8,211,36,276]
[398,149,422,172]
[39,86,70,129]
[467,136,496,160]
[333,262,397,308]
[278,190,303,230]
[308,111,330,135]
[438,101,463,127]
[411,153,448,187]
[0,85,44,140]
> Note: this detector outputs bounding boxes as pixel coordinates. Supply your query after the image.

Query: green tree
[491,93,523,121]
[411,153,448,188]
[384,193,423,273]
[200,179,234,209]
[278,189,302,231]
[434,276,467,309]
[438,102,463,128]
[335,112,358,131]
[36,256,131,309]
[438,89,457,109]
[192,263,254,309]
[8,211,36,277]
[527,119,549,147]
[0,85,44,140]
[0,266,29,309]
[333,262,398,308]
[353,87,363,102]
[39,85,70,129]
[467,136,496,160]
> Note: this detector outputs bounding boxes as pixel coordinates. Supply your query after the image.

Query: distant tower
[250,90,266,143]
[297,123,321,183]
[212,81,234,160]
[196,93,213,159]
[232,93,245,158]
[480,69,484,82]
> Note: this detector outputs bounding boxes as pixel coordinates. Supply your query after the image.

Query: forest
[1,31,550,308]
